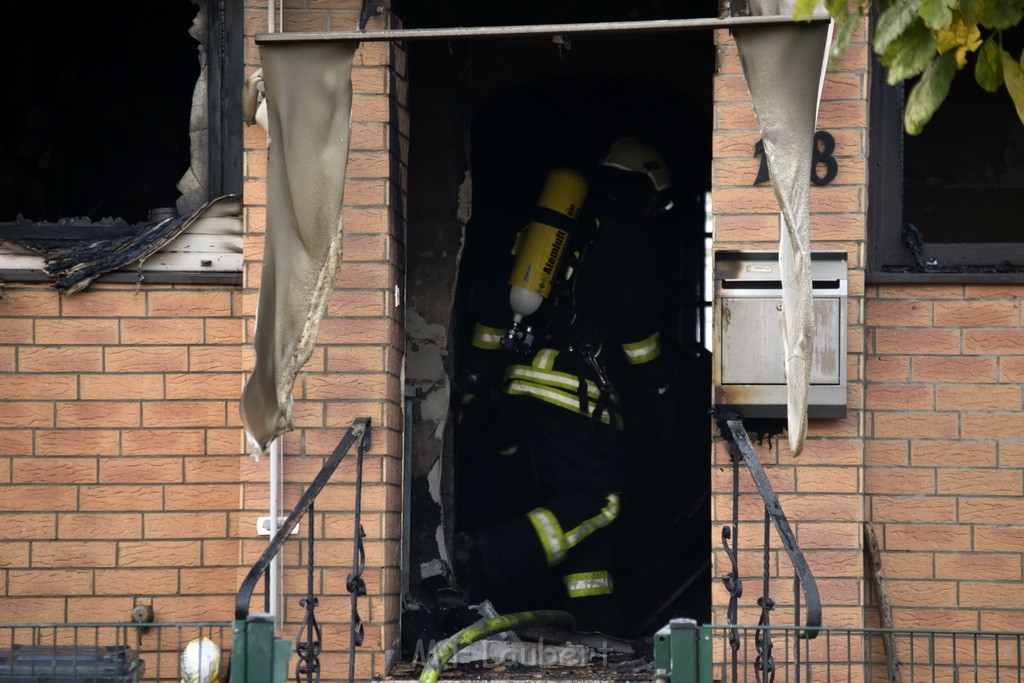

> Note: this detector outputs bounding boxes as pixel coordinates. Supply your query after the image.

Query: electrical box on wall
[713,250,848,418]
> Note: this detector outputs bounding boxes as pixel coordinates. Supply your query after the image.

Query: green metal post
[229,620,248,683]
[229,615,290,683]
[272,635,292,683]
[653,618,712,683]
[695,624,713,682]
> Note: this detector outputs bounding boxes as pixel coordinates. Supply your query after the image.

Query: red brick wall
[0,2,404,680]
[0,282,247,624]
[714,14,1024,642]
[710,24,869,630]
[7,4,1021,679]
[865,283,1024,631]
[241,3,406,678]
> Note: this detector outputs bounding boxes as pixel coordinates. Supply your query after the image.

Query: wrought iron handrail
[235,417,371,619]
[345,418,369,683]
[716,413,821,683]
[234,417,371,683]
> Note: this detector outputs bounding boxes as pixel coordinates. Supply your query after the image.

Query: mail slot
[713,250,847,418]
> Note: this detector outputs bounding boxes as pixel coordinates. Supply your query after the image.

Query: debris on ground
[390,631,653,681]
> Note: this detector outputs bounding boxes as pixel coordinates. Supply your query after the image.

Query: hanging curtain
[241,41,358,458]
[733,4,831,455]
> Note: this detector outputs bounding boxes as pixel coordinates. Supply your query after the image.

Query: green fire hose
[418,610,575,683]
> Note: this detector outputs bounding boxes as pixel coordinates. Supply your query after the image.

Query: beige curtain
[733,5,831,455]
[241,41,358,458]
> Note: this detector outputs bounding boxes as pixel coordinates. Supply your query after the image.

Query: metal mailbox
[713,250,847,418]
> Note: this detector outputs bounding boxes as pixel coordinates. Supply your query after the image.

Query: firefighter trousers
[470,399,625,631]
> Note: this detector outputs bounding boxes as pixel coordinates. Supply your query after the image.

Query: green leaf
[823,0,850,17]
[918,0,955,29]
[794,0,821,20]
[975,35,1004,91]
[829,7,865,68]
[960,0,1024,28]
[876,0,924,55]
[881,19,939,83]
[904,51,958,134]
[1002,50,1024,126]
[936,14,983,67]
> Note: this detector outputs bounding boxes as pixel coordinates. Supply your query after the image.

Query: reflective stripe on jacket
[471,323,506,351]
[527,494,621,566]
[563,570,614,598]
[503,349,622,428]
[622,330,662,365]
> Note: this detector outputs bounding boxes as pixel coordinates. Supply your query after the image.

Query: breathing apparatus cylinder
[503,168,588,351]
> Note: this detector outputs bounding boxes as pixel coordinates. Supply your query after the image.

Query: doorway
[400,6,715,652]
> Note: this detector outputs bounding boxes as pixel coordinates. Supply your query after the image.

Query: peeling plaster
[457,170,473,224]
[428,457,451,565]
[428,452,442,504]
[404,136,469,602]
[424,391,451,439]
[405,309,446,378]
[406,303,445,338]
[405,308,451,438]
[435,525,451,566]
[419,558,446,580]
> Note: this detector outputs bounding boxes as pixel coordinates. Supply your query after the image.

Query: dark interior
[902,27,1024,244]
[0,0,199,224]
[455,71,714,629]
[398,0,717,649]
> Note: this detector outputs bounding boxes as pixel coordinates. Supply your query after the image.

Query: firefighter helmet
[600,138,671,193]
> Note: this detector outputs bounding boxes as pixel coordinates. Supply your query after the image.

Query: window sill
[867,269,1024,285]
[0,269,242,287]
[0,195,244,293]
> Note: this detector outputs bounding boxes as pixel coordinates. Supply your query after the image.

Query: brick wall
[241,2,406,678]
[0,282,247,624]
[0,2,404,680]
[710,24,869,630]
[714,15,1024,641]
[865,283,1024,631]
[7,4,1021,678]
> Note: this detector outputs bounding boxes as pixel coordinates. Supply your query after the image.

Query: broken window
[868,25,1024,279]
[0,0,243,287]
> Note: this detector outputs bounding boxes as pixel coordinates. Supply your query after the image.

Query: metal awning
[255,14,829,43]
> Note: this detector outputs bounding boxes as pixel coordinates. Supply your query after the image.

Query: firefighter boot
[566,593,624,636]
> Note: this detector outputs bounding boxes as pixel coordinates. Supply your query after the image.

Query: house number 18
[753,130,838,186]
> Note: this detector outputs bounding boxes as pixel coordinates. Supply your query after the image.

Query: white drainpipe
[269,0,282,33]
[266,0,282,631]
[269,436,283,629]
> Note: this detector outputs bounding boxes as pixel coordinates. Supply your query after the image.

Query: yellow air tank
[506,167,588,331]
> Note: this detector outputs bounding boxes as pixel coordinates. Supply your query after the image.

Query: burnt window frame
[0,0,244,287]
[867,22,1024,283]
[206,0,245,204]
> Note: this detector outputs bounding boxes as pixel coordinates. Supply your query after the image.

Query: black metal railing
[234,417,371,683]
[656,622,1024,682]
[0,622,231,682]
[716,413,821,683]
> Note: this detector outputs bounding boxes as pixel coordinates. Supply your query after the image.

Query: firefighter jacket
[468,175,673,428]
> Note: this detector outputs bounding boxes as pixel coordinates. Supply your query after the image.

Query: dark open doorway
[399,4,715,655]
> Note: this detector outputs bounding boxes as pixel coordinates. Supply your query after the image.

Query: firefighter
[454,138,677,634]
